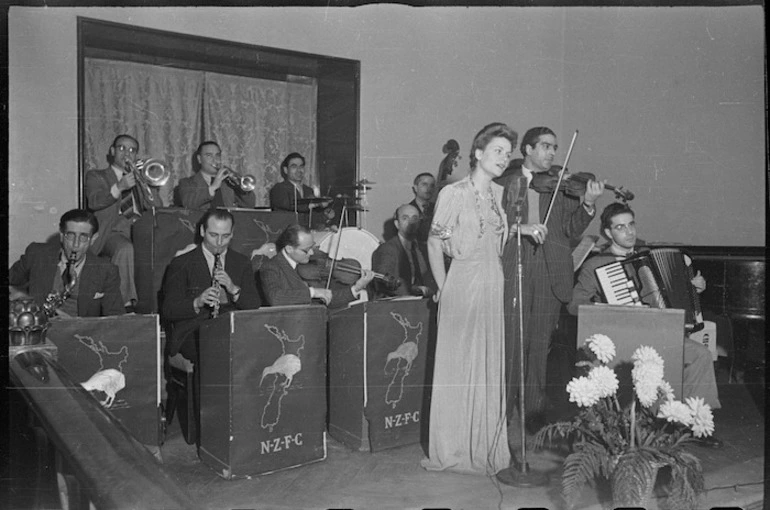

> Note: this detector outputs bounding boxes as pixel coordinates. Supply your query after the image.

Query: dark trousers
[504,247,563,421]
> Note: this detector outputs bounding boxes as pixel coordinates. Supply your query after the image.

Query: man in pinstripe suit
[496,127,605,431]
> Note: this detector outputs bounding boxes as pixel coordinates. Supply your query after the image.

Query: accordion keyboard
[595,262,641,305]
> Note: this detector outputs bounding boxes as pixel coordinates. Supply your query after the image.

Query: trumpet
[219,166,257,192]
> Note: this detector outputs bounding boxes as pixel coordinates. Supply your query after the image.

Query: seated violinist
[371,204,436,299]
[259,224,374,308]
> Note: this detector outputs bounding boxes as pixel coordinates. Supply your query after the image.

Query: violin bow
[326,200,348,289]
[543,129,579,226]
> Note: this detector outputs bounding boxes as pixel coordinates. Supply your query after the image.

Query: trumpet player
[85,134,163,311]
[161,209,261,361]
[175,140,256,211]
[9,209,124,317]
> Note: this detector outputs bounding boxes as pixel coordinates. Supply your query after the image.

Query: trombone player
[175,140,256,211]
[86,134,163,311]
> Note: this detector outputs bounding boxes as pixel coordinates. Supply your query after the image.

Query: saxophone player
[9,209,125,317]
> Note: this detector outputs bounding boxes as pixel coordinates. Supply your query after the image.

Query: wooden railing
[8,342,200,510]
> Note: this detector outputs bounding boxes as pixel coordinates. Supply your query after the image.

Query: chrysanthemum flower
[567,376,601,408]
[588,365,619,398]
[632,345,664,368]
[632,362,664,407]
[585,334,616,364]
[658,400,694,426]
[686,397,715,438]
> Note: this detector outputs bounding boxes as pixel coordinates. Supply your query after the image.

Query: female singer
[421,123,517,475]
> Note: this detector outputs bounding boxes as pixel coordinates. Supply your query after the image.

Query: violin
[530,165,634,203]
[296,254,401,289]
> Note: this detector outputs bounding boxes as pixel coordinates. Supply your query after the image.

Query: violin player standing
[259,224,374,308]
[494,127,605,432]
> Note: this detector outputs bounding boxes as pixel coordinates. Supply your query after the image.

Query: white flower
[632,345,665,368]
[686,397,715,438]
[658,381,675,402]
[588,365,619,398]
[632,362,664,407]
[567,376,601,408]
[585,334,616,364]
[658,400,694,426]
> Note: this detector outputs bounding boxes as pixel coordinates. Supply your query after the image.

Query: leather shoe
[694,435,723,449]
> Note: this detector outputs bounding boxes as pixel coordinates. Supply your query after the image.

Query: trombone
[219,166,257,192]
[124,158,171,188]
[122,158,171,211]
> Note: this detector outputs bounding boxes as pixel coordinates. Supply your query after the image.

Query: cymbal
[333,194,362,201]
[355,178,376,185]
[296,196,333,204]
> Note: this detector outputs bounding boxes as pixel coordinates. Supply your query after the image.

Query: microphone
[508,176,529,220]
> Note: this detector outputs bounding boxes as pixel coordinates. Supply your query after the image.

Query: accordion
[594,248,704,332]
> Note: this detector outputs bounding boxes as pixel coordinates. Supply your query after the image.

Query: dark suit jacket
[259,252,356,309]
[9,242,124,316]
[496,159,594,303]
[161,245,261,356]
[269,180,315,213]
[175,171,256,210]
[370,235,436,298]
[85,166,162,255]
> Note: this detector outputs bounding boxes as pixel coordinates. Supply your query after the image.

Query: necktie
[409,241,423,286]
[119,187,141,219]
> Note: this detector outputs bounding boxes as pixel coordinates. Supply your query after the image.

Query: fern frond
[561,443,606,508]
[610,449,661,507]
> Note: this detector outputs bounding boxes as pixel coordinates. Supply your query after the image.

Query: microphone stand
[497,201,548,488]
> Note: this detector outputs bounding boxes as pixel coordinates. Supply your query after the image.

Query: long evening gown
[421,176,510,475]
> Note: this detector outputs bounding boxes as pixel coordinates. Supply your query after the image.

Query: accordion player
[594,248,705,333]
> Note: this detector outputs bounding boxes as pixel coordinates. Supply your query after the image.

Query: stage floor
[155,368,765,510]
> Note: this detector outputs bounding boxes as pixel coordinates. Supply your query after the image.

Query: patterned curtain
[203,72,318,206]
[83,59,205,206]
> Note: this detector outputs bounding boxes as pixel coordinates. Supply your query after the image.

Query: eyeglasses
[63,232,92,244]
[288,163,306,170]
[537,142,558,152]
[114,145,137,154]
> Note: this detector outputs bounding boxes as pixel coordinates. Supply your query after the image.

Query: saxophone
[211,254,222,319]
[42,252,78,318]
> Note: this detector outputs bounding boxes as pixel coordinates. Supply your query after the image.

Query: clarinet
[211,254,222,319]
[42,252,78,318]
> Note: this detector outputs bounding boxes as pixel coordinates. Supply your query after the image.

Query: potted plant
[534,334,714,509]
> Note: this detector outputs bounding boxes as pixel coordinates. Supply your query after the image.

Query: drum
[315,228,381,270]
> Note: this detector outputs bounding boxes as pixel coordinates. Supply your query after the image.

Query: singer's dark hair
[59,209,99,234]
[600,202,635,232]
[520,127,556,158]
[469,123,518,169]
[276,224,312,251]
